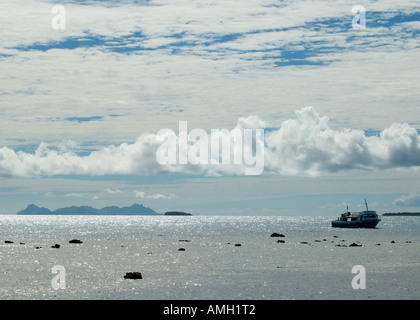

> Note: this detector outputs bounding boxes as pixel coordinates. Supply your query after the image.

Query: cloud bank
[1,107,419,178]
[1,0,419,149]
[394,191,420,207]
[265,108,420,175]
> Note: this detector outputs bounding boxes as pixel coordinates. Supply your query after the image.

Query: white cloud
[65,192,85,197]
[134,190,175,200]
[265,107,420,176]
[1,0,419,151]
[0,1,419,181]
[1,107,419,178]
[105,188,123,194]
[134,191,146,198]
[393,191,420,207]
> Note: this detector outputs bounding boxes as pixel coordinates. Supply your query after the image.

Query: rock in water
[124,272,142,280]
[270,233,285,237]
[69,239,83,244]
[349,243,362,247]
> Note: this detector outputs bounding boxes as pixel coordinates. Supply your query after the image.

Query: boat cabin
[339,210,378,222]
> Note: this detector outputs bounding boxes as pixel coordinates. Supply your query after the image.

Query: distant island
[382,212,420,217]
[164,211,192,216]
[16,204,192,216]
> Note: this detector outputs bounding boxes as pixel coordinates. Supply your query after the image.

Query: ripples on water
[0,215,420,231]
[1,215,419,238]
[1,216,337,242]
[1,215,419,300]
[1,215,419,251]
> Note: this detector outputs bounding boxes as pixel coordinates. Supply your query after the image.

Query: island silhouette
[16,204,192,216]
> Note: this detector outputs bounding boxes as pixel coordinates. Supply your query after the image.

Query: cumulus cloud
[0,133,169,177]
[265,107,420,176]
[0,107,419,178]
[134,191,175,200]
[393,191,420,207]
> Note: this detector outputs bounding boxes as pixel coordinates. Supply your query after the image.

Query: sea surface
[0,215,419,300]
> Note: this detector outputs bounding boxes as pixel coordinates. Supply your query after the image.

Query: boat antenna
[364,198,369,211]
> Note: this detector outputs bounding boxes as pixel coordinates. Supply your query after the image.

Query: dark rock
[234,243,242,247]
[51,244,60,248]
[35,246,42,249]
[349,243,362,247]
[178,248,185,251]
[69,239,83,244]
[391,240,396,243]
[165,211,192,216]
[179,240,191,242]
[4,240,14,244]
[276,239,285,243]
[300,241,309,244]
[124,272,142,280]
[406,241,412,243]
[270,233,285,237]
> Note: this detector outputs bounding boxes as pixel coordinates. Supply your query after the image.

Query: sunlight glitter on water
[0,215,419,299]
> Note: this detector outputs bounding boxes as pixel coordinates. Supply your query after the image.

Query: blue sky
[0,0,419,215]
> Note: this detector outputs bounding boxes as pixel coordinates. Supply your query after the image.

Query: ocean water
[0,215,419,300]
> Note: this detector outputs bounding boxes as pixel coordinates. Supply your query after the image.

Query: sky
[0,0,419,215]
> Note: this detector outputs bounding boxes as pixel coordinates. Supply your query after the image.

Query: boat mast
[364,198,369,211]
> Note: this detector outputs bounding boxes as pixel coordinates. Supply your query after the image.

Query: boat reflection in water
[331,199,381,228]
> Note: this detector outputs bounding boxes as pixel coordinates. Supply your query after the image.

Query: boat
[331,199,381,228]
